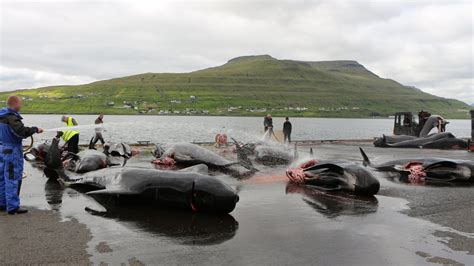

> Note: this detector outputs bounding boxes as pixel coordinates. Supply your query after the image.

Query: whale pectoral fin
[304,164,344,175]
[305,184,343,191]
[423,161,457,170]
[69,182,106,193]
[179,164,209,175]
[86,189,139,196]
[174,154,191,160]
[393,165,409,172]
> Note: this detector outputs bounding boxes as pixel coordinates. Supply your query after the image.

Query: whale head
[192,178,239,213]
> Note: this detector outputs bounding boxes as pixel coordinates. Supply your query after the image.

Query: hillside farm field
[2,56,470,118]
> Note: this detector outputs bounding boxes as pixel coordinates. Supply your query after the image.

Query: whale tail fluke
[45,137,63,170]
[231,138,256,171]
[43,137,76,181]
[382,134,390,147]
[359,147,372,167]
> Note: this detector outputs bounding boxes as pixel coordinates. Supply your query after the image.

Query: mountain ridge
[0,55,470,118]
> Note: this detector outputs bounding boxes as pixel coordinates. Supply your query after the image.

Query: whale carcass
[360,148,474,183]
[152,142,255,178]
[373,132,468,150]
[285,159,380,196]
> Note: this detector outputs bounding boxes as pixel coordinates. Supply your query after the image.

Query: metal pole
[471,110,474,141]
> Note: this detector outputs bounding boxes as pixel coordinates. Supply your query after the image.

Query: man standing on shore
[283,117,292,143]
[0,96,43,214]
[59,115,80,154]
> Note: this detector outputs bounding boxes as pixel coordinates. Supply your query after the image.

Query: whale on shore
[285,158,380,196]
[152,142,255,178]
[360,148,474,183]
[373,132,468,150]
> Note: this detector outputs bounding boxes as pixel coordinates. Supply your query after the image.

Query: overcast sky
[1,0,473,103]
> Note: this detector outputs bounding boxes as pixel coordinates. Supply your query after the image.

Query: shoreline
[17,113,474,120]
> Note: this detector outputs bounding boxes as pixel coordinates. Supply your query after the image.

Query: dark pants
[66,134,80,154]
[0,145,23,212]
[284,132,291,143]
[92,133,105,146]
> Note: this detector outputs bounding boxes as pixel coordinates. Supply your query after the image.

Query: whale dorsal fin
[359,147,371,167]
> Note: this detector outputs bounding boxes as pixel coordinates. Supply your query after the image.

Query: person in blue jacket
[0,96,43,214]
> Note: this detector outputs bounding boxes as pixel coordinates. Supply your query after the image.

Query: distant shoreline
[19,112,471,120]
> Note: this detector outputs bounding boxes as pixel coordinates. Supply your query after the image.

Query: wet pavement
[2,144,473,265]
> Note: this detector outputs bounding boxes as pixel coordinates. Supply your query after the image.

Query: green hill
[1,55,470,118]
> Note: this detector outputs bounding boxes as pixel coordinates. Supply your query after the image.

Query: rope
[22,136,35,179]
[23,136,34,152]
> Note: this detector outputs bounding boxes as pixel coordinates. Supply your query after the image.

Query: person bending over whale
[59,115,80,154]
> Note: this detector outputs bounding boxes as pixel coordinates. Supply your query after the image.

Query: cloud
[1,0,472,103]
[0,66,95,90]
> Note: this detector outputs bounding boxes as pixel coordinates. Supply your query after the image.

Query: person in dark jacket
[283,117,292,143]
[0,96,43,214]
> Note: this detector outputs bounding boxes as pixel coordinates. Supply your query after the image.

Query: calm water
[22,115,471,144]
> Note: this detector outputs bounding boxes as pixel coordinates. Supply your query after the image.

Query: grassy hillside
[1,55,470,118]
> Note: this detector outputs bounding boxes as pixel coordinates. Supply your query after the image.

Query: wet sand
[3,144,473,265]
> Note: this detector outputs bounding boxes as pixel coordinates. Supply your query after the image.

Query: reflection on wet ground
[86,207,238,246]
[21,145,474,265]
[44,179,64,211]
[285,183,378,218]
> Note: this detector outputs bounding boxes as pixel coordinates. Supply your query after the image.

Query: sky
[1,0,473,104]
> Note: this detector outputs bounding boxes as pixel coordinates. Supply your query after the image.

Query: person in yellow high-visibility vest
[59,115,80,154]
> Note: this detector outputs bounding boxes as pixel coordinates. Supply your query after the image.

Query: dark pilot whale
[153,142,255,178]
[285,159,380,196]
[360,148,474,183]
[374,132,468,150]
[252,143,294,165]
[42,137,134,178]
[24,142,51,162]
[64,165,239,214]
[44,145,239,214]
[232,139,294,166]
